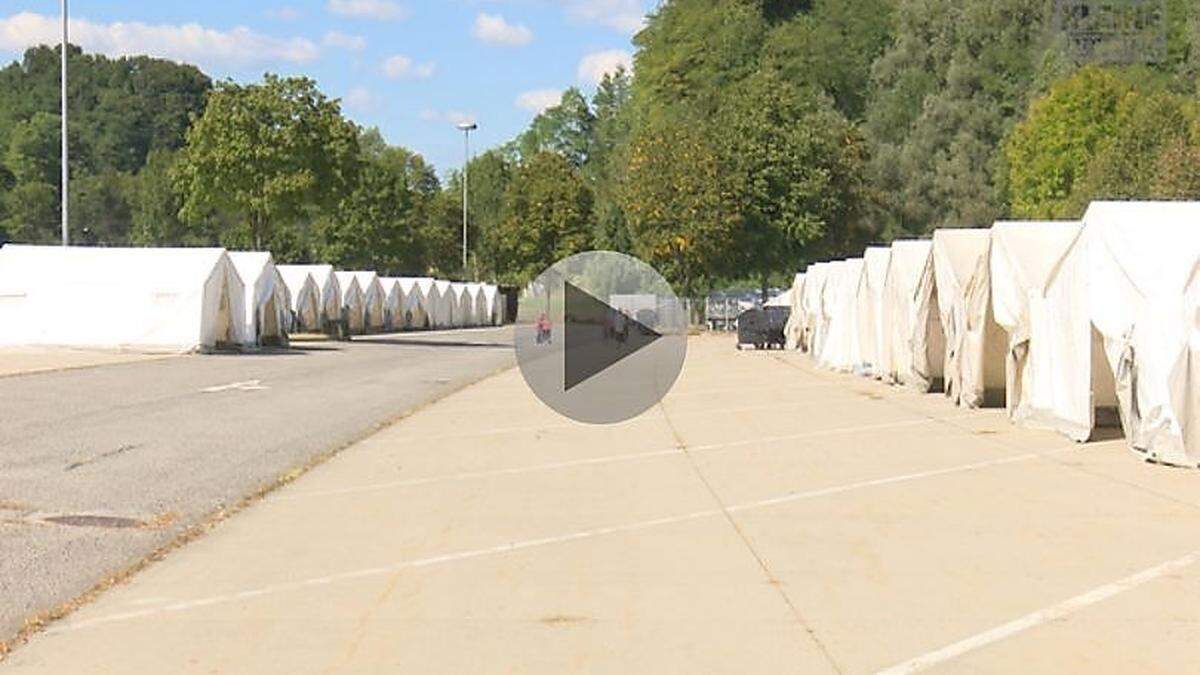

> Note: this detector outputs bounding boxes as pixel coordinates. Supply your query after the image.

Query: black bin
[736,307,790,350]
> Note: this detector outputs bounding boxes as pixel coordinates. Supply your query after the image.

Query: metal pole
[461,128,469,275]
[60,0,69,246]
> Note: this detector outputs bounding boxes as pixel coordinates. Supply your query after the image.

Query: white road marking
[200,380,268,394]
[874,549,1200,675]
[283,413,980,499]
[50,451,1045,634]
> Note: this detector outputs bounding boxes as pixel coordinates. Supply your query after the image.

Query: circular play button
[514,251,688,424]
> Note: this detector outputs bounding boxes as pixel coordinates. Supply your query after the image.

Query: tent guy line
[46,449,1052,636]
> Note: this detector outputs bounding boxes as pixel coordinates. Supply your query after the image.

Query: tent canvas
[399,277,434,329]
[431,280,456,328]
[989,221,1084,424]
[466,283,488,327]
[883,240,943,391]
[278,264,341,332]
[378,278,404,331]
[0,245,244,352]
[784,273,805,350]
[350,271,386,333]
[1038,201,1200,466]
[801,263,831,355]
[856,248,890,377]
[334,272,367,334]
[276,267,321,333]
[449,282,471,327]
[482,284,503,326]
[229,251,290,347]
[929,229,1008,408]
[817,259,863,371]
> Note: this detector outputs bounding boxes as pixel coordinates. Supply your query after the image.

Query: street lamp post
[457,121,477,277]
[60,0,69,246]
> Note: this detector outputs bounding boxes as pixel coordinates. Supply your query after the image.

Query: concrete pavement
[0,348,174,378]
[4,334,1200,673]
[0,328,514,645]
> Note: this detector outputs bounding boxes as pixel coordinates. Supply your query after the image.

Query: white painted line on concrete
[52,451,1044,634]
[200,380,267,394]
[874,548,1200,675]
[283,414,981,499]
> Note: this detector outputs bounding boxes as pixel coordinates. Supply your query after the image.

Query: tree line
[2,0,1199,295]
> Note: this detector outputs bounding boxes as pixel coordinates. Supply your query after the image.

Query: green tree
[491,152,593,285]
[588,68,635,251]
[173,75,360,250]
[517,88,596,167]
[1003,68,1131,219]
[719,72,870,290]
[622,120,738,296]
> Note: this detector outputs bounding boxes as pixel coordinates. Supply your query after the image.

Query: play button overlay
[515,251,687,424]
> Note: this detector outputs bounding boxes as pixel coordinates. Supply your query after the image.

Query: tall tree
[491,152,593,285]
[173,75,360,250]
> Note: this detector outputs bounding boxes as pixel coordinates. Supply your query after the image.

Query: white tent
[764,289,791,307]
[377,278,404,331]
[1038,201,1200,466]
[431,280,456,329]
[466,283,489,327]
[989,221,1084,425]
[278,264,341,332]
[482,284,503,326]
[399,277,434,329]
[928,229,1008,407]
[350,271,387,333]
[817,259,863,371]
[882,240,943,391]
[0,245,244,352]
[229,251,290,348]
[801,263,831,355]
[784,273,805,350]
[334,272,367,334]
[449,282,472,327]
[276,267,322,333]
[856,247,891,377]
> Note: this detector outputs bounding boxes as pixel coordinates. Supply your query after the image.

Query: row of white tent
[780,201,1200,468]
[0,245,506,353]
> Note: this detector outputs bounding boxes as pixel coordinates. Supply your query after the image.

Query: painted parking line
[283,413,981,499]
[874,548,1200,674]
[52,451,1046,635]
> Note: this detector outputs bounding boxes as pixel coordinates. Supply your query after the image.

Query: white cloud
[421,109,476,126]
[382,54,435,80]
[471,13,533,47]
[326,0,407,21]
[343,86,378,111]
[323,31,366,51]
[567,0,646,34]
[0,12,319,67]
[577,49,633,85]
[515,89,562,114]
[265,7,302,22]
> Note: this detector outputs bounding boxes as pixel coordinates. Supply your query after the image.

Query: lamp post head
[457,122,478,132]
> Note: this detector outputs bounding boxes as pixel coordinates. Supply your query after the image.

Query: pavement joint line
[281,413,982,500]
[658,401,847,675]
[873,547,1200,674]
[47,450,1051,636]
[384,403,975,444]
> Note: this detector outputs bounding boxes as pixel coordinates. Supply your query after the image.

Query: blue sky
[0,1,656,175]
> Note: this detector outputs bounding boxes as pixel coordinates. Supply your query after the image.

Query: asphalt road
[0,328,515,643]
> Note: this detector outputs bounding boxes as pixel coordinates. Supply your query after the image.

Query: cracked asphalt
[0,328,514,643]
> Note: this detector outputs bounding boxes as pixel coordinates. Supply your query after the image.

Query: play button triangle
[564,280,662,391]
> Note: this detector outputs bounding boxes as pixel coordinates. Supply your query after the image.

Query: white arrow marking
[200,380,268,394]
